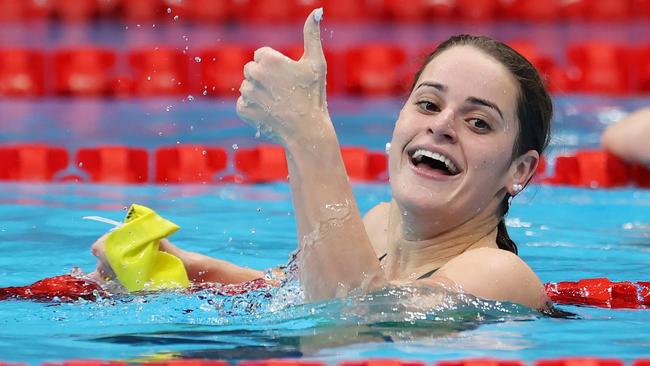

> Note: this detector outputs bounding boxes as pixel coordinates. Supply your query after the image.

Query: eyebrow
[415,81,506,122]
[415,82,447,92]
[466,96,504,121]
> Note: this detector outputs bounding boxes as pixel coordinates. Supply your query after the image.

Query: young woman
[91,9,552,311]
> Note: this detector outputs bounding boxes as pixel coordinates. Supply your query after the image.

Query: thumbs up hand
[236,9,331,148]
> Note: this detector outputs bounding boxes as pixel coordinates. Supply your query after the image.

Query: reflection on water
[79,284,541,361]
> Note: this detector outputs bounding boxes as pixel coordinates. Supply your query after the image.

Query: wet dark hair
[409,34,553,255]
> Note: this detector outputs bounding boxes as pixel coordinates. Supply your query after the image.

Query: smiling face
[389,45,536,234]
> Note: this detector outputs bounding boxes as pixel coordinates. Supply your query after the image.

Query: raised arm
[235,9,386,301]
[601,107,650,165]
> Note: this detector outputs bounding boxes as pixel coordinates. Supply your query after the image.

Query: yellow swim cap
[105,204,190,292]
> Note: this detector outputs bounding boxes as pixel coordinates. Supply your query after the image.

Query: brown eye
[416,101,440,113]
[468,118,492,132]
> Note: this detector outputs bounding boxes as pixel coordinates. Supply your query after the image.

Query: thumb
[301,8,325,64]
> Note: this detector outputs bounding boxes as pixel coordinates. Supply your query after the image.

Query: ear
[505,150,539,196]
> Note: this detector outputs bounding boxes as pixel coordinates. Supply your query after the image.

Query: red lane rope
[0,144,648,188]
[2,274,649,310]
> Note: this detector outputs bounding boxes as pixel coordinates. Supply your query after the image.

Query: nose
[427,109,458,144]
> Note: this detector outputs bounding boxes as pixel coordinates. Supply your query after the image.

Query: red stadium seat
[128,47,190,96]
[0,144,69,182]
[184,0,232,22]
[383,0,430,22]
[232,0,300,23]
[575,150,629,188]
[455,0,500,21]
[566,42,633,94]
[119,0,165,22]
[585,0,633,21]
[51,0,100,22]
[76,146,149,184]
[559,0,588,19]
[508,40,570,93]
[544,156,580,186]
[345,44,408,95]
[155,145,228,184]
[322,0,382,22]
[502,0,561,21]
[54,48,117,96]
[198,45,254,96]
[634,46,650,93]
[0,0,50,21]
[0,49,45,97]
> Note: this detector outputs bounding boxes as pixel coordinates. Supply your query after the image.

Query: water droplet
[165,105,173,112]
[231,143,239,150]
[187,95,194,101]
[173,15,179,21]
[78,162,84,167]
[202,90,208,95]
[250,228,256,234]
[146,76,152,81]
[166,7,172,13]
[194,56,202,63]
[158,131,163,136]
[201,150,207,155]
[190,125,194,131]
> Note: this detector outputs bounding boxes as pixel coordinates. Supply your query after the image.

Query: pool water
[0,96,649,364]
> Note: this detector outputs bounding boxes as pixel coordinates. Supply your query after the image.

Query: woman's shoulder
[431,247,549,310]
[362,201,391,257]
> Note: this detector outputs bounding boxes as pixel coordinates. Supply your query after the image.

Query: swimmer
[90,9,553,311]
[601,107,650,166]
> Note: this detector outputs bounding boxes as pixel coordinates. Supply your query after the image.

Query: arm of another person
[422,247,549,310]
[236,9,387,302]
[602,108,650,165]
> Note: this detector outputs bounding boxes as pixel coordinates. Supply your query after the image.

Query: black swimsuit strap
[378,253,438,280]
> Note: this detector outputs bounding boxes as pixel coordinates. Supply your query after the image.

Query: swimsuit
[378,253,438,280]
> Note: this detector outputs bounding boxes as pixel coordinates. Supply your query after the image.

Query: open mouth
[409,148,460,176]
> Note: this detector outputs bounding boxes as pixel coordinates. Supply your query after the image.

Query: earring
[385,142,391,155]
[512,183,523,194]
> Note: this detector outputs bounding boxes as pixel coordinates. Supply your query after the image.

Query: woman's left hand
[236,8,331,149]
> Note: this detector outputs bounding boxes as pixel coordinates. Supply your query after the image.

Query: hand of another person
[236,8,331,149]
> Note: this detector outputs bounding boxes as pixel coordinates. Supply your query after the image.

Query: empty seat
[508,40,569,93]
[634,45,650,93]
[585,0,633,21]
[345,44,408,95]
[383,0,431,22]
[0,0,51,21]
[54,48,117,96]
[0,49,45,97]
[455,0,500,21]
[51,0,101,22]
[128,47,190,96]
[0,144,69,182]
[119,0,165,22]
[155,145,228,183]
[566,42,632,94]
[232,0,301,23]
[322,0,382,22]
[198,45,254,96]
[502,0,561,21]
[184,0,232,22]
[76,146,149,184]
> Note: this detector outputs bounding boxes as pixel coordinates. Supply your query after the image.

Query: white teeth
[412,149,459,174]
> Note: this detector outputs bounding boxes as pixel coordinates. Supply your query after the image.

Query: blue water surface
[0,96,649,364]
